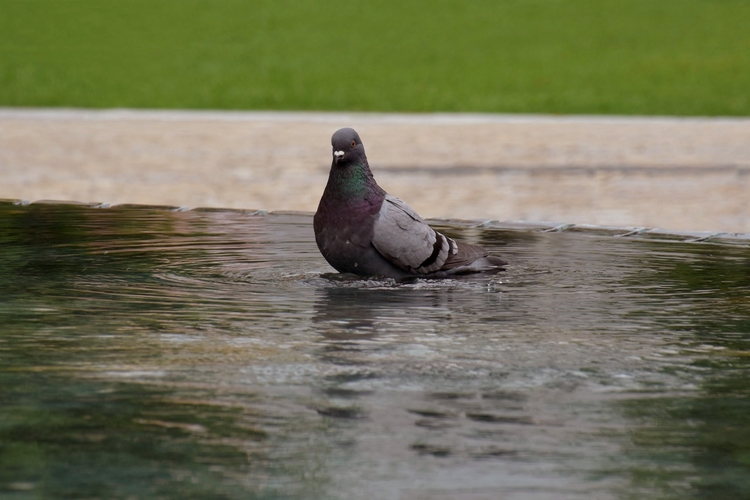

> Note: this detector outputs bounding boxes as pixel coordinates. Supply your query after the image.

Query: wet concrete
[1,108,749,232]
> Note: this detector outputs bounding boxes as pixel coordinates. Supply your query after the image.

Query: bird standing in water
[314,128,507,279]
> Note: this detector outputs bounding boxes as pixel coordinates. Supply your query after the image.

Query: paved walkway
[1,108,749,232]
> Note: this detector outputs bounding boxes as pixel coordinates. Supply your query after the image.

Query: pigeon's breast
[314,201,376,271]
[314,197,408,278]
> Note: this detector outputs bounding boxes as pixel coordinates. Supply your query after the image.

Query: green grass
[1,0,749,115]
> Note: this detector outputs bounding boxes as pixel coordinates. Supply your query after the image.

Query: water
[1,201,749,500]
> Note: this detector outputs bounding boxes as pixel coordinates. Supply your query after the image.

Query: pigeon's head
[331,128,365,166]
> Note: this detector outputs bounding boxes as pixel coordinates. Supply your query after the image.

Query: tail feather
[442,240,506,270]
[446,255,507,275]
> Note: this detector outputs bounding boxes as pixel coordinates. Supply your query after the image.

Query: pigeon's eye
[351,140,356,148]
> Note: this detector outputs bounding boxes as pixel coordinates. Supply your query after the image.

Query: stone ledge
[2,108,748,232]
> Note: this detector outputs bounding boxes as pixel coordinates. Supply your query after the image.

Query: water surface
[1,202,749,499]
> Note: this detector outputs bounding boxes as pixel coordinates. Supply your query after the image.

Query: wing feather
[372,195,456,274]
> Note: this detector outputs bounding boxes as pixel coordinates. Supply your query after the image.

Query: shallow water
[1,202,749,500]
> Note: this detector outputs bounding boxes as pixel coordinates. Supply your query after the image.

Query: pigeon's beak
[333,150,345,163]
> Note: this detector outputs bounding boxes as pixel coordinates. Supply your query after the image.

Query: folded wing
[371,195,461,274]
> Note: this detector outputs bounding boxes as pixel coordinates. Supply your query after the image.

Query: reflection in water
[0,202,749,499]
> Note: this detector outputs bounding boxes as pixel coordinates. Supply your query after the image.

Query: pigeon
[314,128,507,279]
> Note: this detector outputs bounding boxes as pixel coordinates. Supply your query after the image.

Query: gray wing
[371,195,457,274]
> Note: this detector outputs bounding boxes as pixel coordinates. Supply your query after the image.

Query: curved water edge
[1,201,749,499]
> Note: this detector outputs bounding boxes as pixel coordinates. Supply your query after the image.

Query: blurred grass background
[1,0,749,115]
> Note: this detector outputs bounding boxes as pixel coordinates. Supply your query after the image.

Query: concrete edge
[2,107,750,125]
[4,199,749,247]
